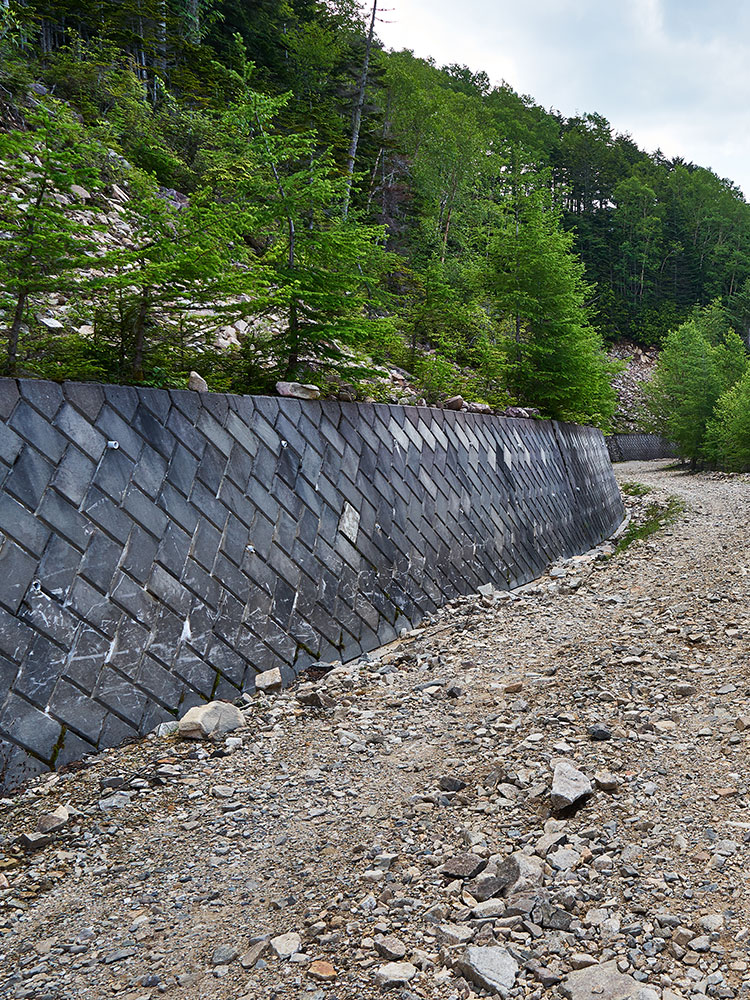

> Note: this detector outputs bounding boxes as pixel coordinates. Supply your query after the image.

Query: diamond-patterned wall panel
[606,434,676,462]
[0,378,624,789]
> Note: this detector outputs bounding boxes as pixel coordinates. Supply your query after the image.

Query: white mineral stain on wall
[339,502,360,544]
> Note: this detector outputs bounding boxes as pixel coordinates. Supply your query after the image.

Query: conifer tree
[484,177,616,427]
[0,98,105,375]
[204,92,392,382]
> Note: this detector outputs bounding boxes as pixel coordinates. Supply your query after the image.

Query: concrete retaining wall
[0,378,624,789]
[606,434,676,463]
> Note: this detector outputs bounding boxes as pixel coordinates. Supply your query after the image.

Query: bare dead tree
[342,0,378,220]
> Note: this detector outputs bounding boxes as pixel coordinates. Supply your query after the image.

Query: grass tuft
[616,495,685,554]
[619,480,653,497]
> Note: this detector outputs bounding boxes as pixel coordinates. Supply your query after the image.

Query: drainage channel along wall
[0,379,624,789]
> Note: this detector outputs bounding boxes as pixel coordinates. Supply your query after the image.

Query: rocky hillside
[608,342,659,432]
[10,135,650,424]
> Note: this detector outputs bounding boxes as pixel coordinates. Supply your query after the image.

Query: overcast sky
[376,0,750,198]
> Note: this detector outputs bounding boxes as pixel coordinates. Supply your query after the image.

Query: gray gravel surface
[1,460,749,1000]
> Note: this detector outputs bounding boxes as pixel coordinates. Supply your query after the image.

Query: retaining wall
[606,434,676,463]
[0,379,624,789]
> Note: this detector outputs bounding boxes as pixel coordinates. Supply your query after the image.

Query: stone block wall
[606,434,676,463]
[0,379,624,789]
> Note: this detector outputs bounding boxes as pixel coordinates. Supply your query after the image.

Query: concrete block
[0,692,62,761]
[110,571,155,624]
[20,587,79,648]
[0,606,34,663]
[63,381,105,421]
[0,422,24,466]
[122,484,168,539]
[55,403,106,460]
[166,444,199,497]
[121,524,160,584]
[52,445,96,506]
[48,678,107,744]
[5,445,54,509]
[14,633,68,707]
[0,378,20,420]
[79,531,121,593]
[132,405,175,460]
[64,626,109,690]
[0,739,48,787]
[53,730,97,770]
[0,540,37,614]
[137,654,184,709]
[10,402,66,462]
[107,615,149,679]
[82,486,133,543]
[94,668,147,728]
[36,490,91,550]
[19,379,63,419]
[0,493,51,557]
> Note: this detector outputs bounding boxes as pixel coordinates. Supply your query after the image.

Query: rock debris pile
[1,461,749,1000]
[608,342,659,432]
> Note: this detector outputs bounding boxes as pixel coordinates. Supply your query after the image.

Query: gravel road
[1,460,749,1000]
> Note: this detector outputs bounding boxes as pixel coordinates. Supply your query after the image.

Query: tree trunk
[440,173,458,265]
[6,289,27,377]
[515,312,522,366]
[367,93,392,216]
[366,147,383,214]
[254,109,299,377]
[41,18,52,55]
[440,203,453,266]
[117,289,127,379]
[132,287,150,381]
[285,297,299,378]
[187,0,200,43]
[342,0,378,220]
[155,0,168,83]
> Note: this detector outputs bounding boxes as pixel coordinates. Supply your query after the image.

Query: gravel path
[1,460,749,1000]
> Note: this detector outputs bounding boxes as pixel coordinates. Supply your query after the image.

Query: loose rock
[456,945,519,996]
[178,700,244,739]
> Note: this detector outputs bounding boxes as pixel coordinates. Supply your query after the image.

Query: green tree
[705,368,750,470]
[0,98,106,375]
[483,176,616,427]
[203,92,393,382]
[642,314,746,465]
[91,169,257,382]
[613,174,664,311]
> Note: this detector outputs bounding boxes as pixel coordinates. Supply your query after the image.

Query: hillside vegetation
[2,1,750,433]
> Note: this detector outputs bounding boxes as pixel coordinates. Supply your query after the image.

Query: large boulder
[561,961,659,1000]
[551,760,593,811]
[456,946,519,996]
[276,381,321,400]
[177,701,244,740]
[373,962,417,987]
[496,851,544,895]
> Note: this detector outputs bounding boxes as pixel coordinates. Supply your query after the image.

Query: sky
[376,0,750,198]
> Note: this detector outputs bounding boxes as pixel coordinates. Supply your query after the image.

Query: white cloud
[376,0,750,196]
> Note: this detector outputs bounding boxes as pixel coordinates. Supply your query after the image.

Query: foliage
[704,368,750,470]
[642,304,748,466]
[3,0,750,436]
[619,481,652,497]
[202,93,395,383]
[483,178,618,426]
[0,97,107,375]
